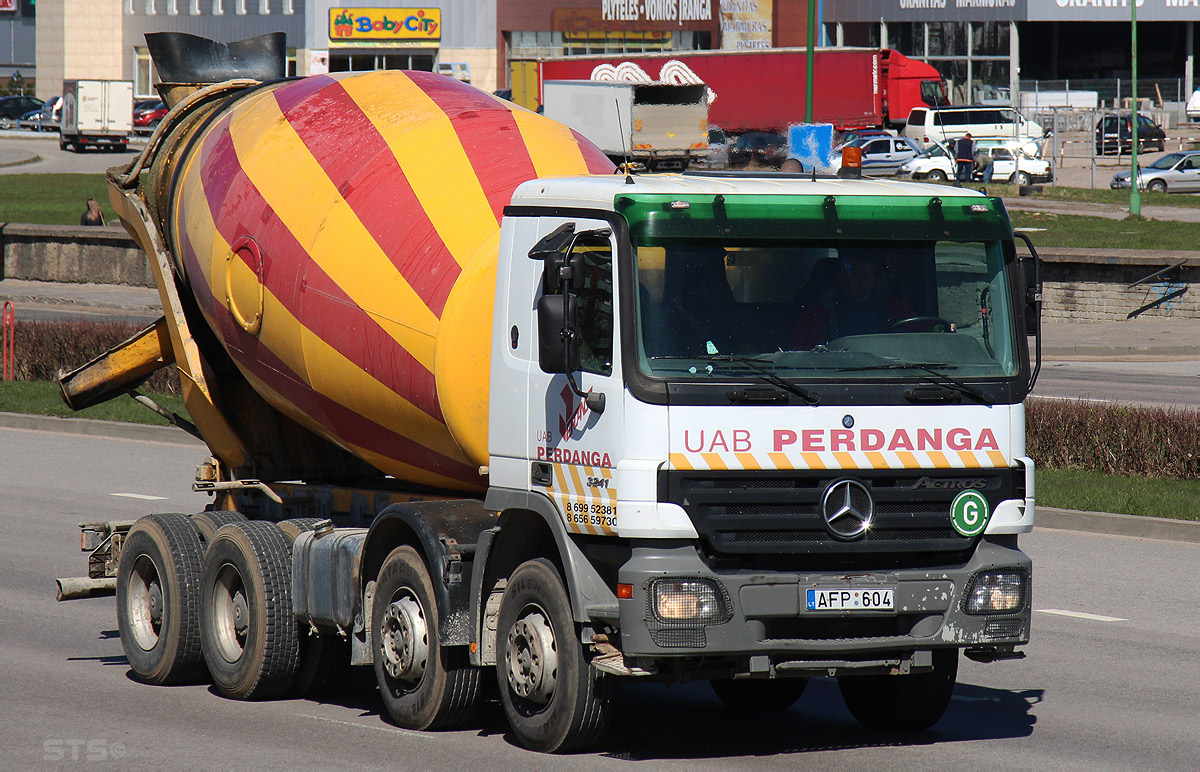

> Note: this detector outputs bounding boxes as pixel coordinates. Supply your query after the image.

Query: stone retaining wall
[2,224,1199,322]
[1039,248,1200,322]
[0,223,154,287]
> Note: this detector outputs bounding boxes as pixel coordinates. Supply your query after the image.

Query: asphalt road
[1033,359,1200,408]
[3,425,1200,768]
[0,131,144,175]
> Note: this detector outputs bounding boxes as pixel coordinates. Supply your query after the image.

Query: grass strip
[0,173,113,225]
[1009,209,1200,250]
[1037,467,1200,522]
[0,380,187,426]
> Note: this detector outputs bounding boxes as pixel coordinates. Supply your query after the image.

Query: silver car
[1111,151,1200,193]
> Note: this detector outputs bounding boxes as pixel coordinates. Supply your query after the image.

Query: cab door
[526,216,624,537]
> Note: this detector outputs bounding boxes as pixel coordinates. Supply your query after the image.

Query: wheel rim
[505,605,558,706]
[380,590,429,684]
[127,554,164,651]
[212,563,249,663]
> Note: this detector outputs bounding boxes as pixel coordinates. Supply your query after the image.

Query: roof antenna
[617,96,634,184]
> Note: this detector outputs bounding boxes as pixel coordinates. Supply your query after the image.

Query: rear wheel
[116,513,206,685]
[1148,179,1168,193]
[191,510,247,547]
[200,521,299,700]
[497,559,614,753]
[373,546,480,730]
[926,169,947,182]
[710,678,808,711]
[838,649,959,731]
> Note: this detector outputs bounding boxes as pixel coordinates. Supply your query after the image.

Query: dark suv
[1095,113,1166,155]
[0,95,43,129]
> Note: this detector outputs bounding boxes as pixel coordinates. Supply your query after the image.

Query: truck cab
[485,172,1036,735]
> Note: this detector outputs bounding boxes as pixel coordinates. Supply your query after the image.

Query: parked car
[728,131,787,169]
[1111,150,1200,193]
[19,96,60,131]
[132,100,168,133]
[830,135,922,176]
[1095,113,1166,155]
[1187,90,1200,122]
[832,128,892,148]
[897,138,1053,185]
[0,95,43,129]
[698,126,732,169]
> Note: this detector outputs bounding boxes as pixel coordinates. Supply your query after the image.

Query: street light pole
[1130,0,1141,216]
[805,0,816,122]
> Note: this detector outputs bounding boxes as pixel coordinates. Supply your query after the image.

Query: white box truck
[542,80,708,171]
[60,80,134,153]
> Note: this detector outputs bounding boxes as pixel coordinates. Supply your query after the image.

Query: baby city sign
[329,8,441,43]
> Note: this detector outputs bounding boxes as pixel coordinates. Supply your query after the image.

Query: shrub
[1027,398,1200,480]
[8,319,181,394]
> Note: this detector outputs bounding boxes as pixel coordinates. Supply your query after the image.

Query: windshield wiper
[648,354,821,404]
[703,354,821,405]
[836,361,993,406]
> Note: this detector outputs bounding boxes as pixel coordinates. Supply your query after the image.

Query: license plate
[806,588,894,612]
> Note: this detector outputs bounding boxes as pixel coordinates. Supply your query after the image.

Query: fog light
[964,571,1026,614]
[650,579,728,624]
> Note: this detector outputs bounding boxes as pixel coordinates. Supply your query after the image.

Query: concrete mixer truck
[56,32,1042,754]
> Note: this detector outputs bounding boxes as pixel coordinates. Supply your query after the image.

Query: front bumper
[617,536,1030,666]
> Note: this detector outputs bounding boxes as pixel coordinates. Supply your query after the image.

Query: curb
[0,411,204,446]
[1037,506,1200,544]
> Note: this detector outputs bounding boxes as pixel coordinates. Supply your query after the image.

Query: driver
[795,252,913,348]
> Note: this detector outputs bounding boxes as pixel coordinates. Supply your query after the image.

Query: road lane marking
[1037,608,1128,622]
[110,493,169,501]
[295,713,436,739]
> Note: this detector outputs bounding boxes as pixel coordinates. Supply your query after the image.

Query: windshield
[921,79,948,107]
[1148,153,1185,170]
[919,142,949,159]
[633,239,1019,382]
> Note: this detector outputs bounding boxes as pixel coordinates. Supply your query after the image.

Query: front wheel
[1148,179,1168,193]
[373,546,480,730]
[838,649,959,731]
[497,559,614,753]
[926,169,948,182]
[1011,171,1032,186]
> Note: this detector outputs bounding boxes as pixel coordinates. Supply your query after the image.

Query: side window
[894,139,911,153]
[572,235,615,376]
[864,139,889,155]
[909,109,926,127]
[992,149,1012,160]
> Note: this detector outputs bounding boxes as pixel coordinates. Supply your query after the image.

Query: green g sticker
[950,490,990,537]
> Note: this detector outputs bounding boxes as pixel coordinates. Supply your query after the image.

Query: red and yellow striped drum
[169,71,613,491]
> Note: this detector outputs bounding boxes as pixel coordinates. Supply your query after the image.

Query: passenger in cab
[795,252,914,349]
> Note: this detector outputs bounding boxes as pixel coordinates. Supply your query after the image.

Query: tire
[276,517,326,543]
[200,520,300,700]
[373,545,480,730]
[497,559,614,753]
[1012,171,1031,186]
[1148,179,1168,194]
[0,117,13,129]
[191,510,247,547]
[116,513,207,685]
[837,648,959,731]
[710,678,808,711]
[293,628,351,698]
[926,169,947,182]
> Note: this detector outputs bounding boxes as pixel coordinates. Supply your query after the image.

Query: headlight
[649,578,729,624]
[964,570,1027,614]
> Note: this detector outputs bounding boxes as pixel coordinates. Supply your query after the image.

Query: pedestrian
[975,149,995,183]
[80,198,105,226]
[954,133,976,184]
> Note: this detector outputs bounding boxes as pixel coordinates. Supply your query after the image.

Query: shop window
[135,48,156,98]
[927,22,967,58]
[971,22,1009,57]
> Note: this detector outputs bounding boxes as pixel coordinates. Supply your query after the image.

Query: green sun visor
[615,193,1014,244]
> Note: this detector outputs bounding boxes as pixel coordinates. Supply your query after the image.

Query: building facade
[34,0,498,101]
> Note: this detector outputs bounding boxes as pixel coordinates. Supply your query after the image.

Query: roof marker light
[669,200,691,210]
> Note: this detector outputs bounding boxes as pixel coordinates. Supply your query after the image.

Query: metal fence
[1019,78,1190,113]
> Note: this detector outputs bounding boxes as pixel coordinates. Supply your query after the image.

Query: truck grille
[660,468,1022,558]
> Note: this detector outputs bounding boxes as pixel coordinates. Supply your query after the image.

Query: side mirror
[536,292,579,375]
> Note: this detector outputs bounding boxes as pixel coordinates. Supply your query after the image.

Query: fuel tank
[163,71,614,490]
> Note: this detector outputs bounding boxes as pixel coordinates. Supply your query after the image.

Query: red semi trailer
[526,48,947,133]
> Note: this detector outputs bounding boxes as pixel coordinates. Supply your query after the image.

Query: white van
[904,105,1044,146]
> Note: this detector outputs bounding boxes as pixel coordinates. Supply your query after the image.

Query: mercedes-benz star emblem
[821,479,874,539]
